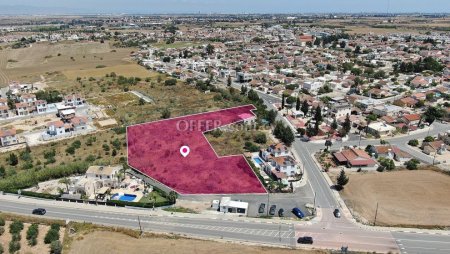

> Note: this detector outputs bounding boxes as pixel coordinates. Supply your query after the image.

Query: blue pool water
[111,193,137,202]
[253,157,264,165]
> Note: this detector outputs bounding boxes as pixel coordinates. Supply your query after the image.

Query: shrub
[0,242,3,254]
[408,139,419,146]
[9,220,24,234]
[244,141,260,152]
[65,146,75,155]
[28,237,37,247]
[253,133,267,144]
[11,233,21,242]
[50,240,62,254]
[0,227,4,236]
[8,241,20,254]
[50,223,60,231]
[0,217,4,226]
[405,159,420,170]
[164,79,177,86]
[44,228,59,244]
[26,224,39,240]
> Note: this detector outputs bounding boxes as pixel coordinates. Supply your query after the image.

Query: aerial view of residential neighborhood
[0,0,449,253]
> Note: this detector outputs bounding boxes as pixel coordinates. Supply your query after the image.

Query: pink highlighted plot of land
[127,105,267,194]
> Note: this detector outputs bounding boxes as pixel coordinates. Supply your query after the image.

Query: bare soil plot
[62,63,150,80]
[0,41,136,83]
[341,170,450,228]
[69,231,325,254]
[206,129,274,156]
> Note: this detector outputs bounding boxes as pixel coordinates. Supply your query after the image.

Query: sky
[0,0,449,15]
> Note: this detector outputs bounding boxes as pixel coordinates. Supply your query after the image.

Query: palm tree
[59,177,71,193]
[168,191,178,204]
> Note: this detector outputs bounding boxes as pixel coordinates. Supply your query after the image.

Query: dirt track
[341,170,450,227]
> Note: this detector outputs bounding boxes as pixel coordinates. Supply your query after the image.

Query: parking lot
[179,180,315,219]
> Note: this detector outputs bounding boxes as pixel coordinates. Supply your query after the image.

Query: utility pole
[313,191,317,213]
[373,202,379,226]
[138,216,143,235]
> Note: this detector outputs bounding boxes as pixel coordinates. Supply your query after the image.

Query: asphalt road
[0,198,297,248]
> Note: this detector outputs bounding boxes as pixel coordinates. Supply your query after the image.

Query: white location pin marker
[180,146,190,157]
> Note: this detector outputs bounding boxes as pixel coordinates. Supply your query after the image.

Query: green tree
[253,133,267,144]
[58,178,71,192]
[168,191,178,203]
[286,96,296,105]
[281,94,285,109]
[44,229,59,244]
[336,169,349,190]
[227,75,232,87]
[301,100,309,116]
[295,97,301,111]
[331,118,338,131]
[314,106,323,123]
[405,159,420,170]
[8,241,20,254]
[50,240,62,254]
[0,166,5,178]
[325,140,333,150]
[424,136,435,142]
[206,44,215,55]
[408,139,419,146]
[342,114,351,136]
[9,153,18,166]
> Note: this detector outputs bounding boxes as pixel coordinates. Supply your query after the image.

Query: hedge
[19,191,59,200]
[0,162,88,192]
[106,199,173,208]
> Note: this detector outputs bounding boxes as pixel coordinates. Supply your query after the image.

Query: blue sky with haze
[0,0,448,14]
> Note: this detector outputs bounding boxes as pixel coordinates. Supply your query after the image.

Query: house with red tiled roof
[0,128,18,147]
[333,148,377,168]
[402,114,421,126]
[394,97,418,108]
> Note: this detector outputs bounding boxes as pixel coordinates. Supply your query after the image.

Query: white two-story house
[0,128,18,147]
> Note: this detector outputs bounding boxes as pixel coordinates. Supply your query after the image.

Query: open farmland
[341,169,450,228]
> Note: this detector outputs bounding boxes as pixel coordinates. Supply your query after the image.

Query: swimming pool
[253,157,264,165]
[111,193,137,202]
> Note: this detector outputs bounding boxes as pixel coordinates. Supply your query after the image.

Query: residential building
[0,128,18,146]
[270,156,297,176]
[64,94,85,107]
[422,140,447,155]
[367,122,396,137]
[333,148,377,168]
[85,165,122,185]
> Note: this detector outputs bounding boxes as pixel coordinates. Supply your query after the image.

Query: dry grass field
[69,231,325,254]
[206,129,273,156]
[62,64,150,80]
[0,41,138,85]
[340,169,450,228]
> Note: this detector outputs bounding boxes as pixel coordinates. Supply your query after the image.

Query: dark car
[297,236,313,244]
[292,207,305,218]
[32,208,46,215]
[333,208,341,218]
[258,203,266,214]
[278,208,284,217]
[269,205,276,216]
